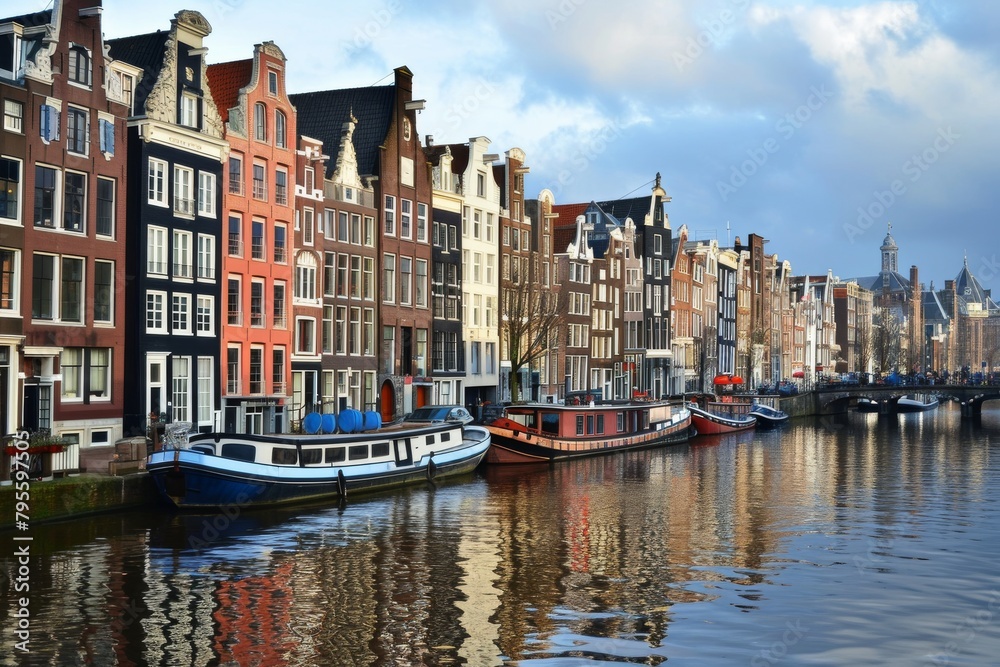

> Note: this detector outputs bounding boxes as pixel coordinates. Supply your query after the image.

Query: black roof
[290,85,396,179]
[0,9,51,29]
[106,31,171,112]
[594,195,656,226]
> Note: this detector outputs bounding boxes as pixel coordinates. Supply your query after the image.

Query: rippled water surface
[4,404,1000,665]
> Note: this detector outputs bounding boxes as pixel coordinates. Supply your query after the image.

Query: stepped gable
[106,31,171,111]
[206,59,253,124]
[289,85,396,179]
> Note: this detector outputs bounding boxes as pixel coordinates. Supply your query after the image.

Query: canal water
[3,403,1000,666]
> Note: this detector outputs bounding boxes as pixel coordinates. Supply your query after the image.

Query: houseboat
[748,402,790,427]
[482,399,694,464]
[146,409,491,509]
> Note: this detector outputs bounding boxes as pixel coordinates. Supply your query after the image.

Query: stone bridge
[774,384,1000,419]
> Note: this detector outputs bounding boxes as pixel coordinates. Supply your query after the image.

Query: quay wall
[0,473,157,530]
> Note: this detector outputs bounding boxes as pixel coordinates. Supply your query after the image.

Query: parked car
[404,405,475,425]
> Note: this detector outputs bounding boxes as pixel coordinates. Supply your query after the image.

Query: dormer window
[68,44,91,87]
[180,92,198,128]
[0,31,24,80]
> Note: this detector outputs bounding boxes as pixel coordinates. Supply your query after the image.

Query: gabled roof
[593,196,653,225]
[852,271,911,294]
[922,289,949,322]
[953,257,991,307]
[106,31,171,112]
[206,59,253,124]
[289,86,396,179]
[551,203,587,227]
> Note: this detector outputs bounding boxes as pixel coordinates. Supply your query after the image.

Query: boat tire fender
[337,469,347,498]
[427,456,436,481]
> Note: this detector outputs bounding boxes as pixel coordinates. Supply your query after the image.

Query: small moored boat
[483,399,694,464]
[687,396,757,435]
[146,409,491,509]
[748,402,790,427]
[896,396,939,412]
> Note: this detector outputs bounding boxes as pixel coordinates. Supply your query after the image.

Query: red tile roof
[206,59,253,123]
[551,203,588,228]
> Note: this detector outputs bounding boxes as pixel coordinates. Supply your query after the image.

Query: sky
[91,0,1000,295]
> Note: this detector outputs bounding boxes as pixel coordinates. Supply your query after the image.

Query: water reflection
[2,404,1000,665]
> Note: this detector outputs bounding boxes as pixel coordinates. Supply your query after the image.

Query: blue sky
[97,0,1000,294]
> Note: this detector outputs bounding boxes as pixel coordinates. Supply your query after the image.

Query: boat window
[348,445,368,460]
[301,448,322,465]
[596,414,604,435]
[427,434,435,445]
[372,442,389,457]
[191,444,214,455]
[617,413,625,433]
[440,432,451,442]
[576,415,584,435]
[272,447,298,465]
[586,415,595,435]
[325,447,345,463]
[221,443,257,462]
[541,413,559,435]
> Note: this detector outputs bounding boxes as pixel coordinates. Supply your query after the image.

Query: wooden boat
[482,399,694,464]
[687,395,757,435]
[748,402,790,427]
[146,409,491,509]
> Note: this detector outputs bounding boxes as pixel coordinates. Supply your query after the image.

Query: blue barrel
[302,412,322,435]
[338,408,362,433]
[363,410,382,431]
[321,413,337,434]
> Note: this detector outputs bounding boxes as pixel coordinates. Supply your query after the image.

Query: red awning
[713,374,732,385]
[792,370,805,378]
[731,376,745,385]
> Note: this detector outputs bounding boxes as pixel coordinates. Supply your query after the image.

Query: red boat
[687,396,757,435]
[483,399,694,464]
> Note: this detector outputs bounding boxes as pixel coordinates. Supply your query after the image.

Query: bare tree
[501,277,569,402]
[873,308,902,374]
[856,312,875,376]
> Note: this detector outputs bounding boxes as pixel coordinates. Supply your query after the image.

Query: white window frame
[198,171,216,217]
[180,92,198,128]
[196,295,214,335]
[148,158,167,207]
[147,226,167,276]
[172,229,193,280]
[94,259,114,324]
[65,105,89,156]
[3,100,23,133]
[197,234,216,281]
[197,357,213,426]
[146,290,167,333]
[173,165,194,217]
[171,293,192,335]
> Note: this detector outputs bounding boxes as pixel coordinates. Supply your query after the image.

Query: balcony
[227,310,242,326]
[173,196,194,216]
[273,245,287,263]
[228,177,244,196]
[228,235,243,257]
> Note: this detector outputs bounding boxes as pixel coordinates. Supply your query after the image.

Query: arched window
[68,44,91,86]
[275,110,286,148]
[254,102,266,141]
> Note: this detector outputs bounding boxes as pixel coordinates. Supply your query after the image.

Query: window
[364,215,375,246]
[228,277,241,325]
[148,158,167,206]
[324,253,336,297]
[98,118,114,156]
[63,171,85,232]
[227,346,240,394]
[0,248,18,311]
[96,177,114,236]
[197,234,215,280]
[417,203,428,242]
[66,107,88,155]
[400,257,412,305]
[3,100,23,133]
[302,207,314,245]
[32,254,54,319]
[146,290,166,333]
[363,308,374,355]
[272,347,285,394]
[295,256,316,300]
[60,256,83,323]
[172,293,191,333]
[228,155,243,195]
[198,172,215,217]
[39,103,59,143]
[383,254,395,303]
[0,157,20,220]
[254,102,266,141]
[173,230,192,279]
[477,172,485,197]
[275,168,287,205]
[94,260,113,323]
[180,92,198,128]
[363,257,374,300]
[89,349,110,400]
[400,199,411,239]
[250,280,264,327]
[415,259,427,307]
[336,254,348,297]
[228,215,242,256]
[174,165,194,216]
[350,256,361,299]
[252,163,266,200]
[350,307,361,355]
[198,357,213,424]
[384,195,395,235]
[268,70,278,95]
[68,45,91,86]
[324,305,336,354]
[274,225,287,263]
[147,226,167,275]
[296,318,316,355]
[34,165,57,227]
[275,110,287,148]
[61,349,82,400]
[249,347,263,393]
[172,357,190,423]
[196,295,213,335]
[251,219,265,259]
[273,282,286,328]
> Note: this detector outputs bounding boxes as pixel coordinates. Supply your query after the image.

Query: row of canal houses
[0,2,877,472]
